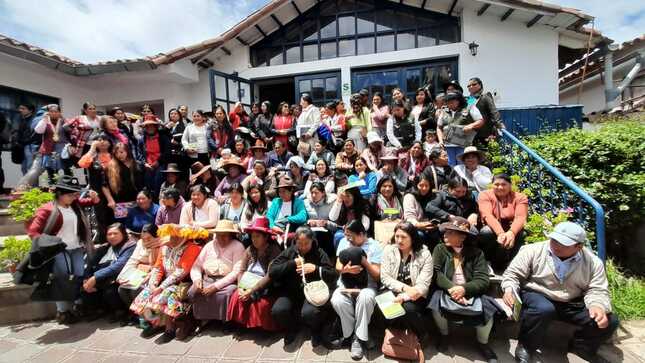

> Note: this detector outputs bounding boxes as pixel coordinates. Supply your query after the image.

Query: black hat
[54,176,82,193]
[443,80,463,93]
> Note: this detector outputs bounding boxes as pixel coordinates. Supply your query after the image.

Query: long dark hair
[377,175,402,201]
[245,183,268,220]
[107,222,128,245]
[213,105,233,133]
[393,221,423,252]
[339,187,368,225]
[410,173,434,206]
[415,87,431,106]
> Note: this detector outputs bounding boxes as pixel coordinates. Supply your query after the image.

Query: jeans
[445,145,464,166]
[518,290,619,352]
[21,144,39,175]
[478,226,525,271]
[52,248,85,313]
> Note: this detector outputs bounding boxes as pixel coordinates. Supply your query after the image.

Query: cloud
[0,0,266,63]
[557,0,644,43]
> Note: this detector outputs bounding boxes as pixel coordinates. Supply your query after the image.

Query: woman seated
[330,221,383,360]
[348,157,377,199]
[303,159,335,200]
[269,226,338,347]
[400,141,430,183]
[130,224,203,343]
[242,160,277,199]
[189,220,245,332]
[306,139,336,171]
[160,163,187,199]
[180,185,221,229]
[287,156,309,198]
[426,177,478,226]
[403,174,438,243]
[214,159,247,204]
[246,141,270,175]
[232,137,252,172]
[428,217,499,363]
[453,146,492,194]
[477,174,528,271]
[219,183,246,223]
[240,183,269,231]
[373,175,403,220]
[380,222,433,343]
[304,182,338,261]
[117,224,161,317]
[227,217,282,332]
[81,222,136,321]
[125,190,159,234]
[266,176,308,238]
[376,149,408,192]
[335,139,360,175]
[423,147,455,191]
[329,184,371,249]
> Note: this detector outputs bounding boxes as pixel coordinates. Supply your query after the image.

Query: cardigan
[432,243,489,298]
[478,189,528,236]
[380,244,433,299]
[190,239,245,290]
[266,197,308,229]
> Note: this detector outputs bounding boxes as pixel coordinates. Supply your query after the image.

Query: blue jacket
[349,172,377,197]
[126,203,160,233]
[266,197,308,229]
[89,241,136,284]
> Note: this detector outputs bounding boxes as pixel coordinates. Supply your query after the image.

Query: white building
[1,0,601,187]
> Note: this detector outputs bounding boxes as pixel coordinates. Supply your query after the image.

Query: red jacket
[27,198,96,251]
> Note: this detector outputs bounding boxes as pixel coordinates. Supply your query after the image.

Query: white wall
[560,78,606,114]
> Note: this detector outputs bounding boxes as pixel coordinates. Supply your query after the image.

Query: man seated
[501,222,618,363]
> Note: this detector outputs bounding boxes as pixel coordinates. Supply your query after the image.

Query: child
[423,130,440,157]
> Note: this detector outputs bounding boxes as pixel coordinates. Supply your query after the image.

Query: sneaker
[477,343,498,363]
[155,330,176,344]
[350,337,364,361]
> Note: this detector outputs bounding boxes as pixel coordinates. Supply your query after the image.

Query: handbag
[300,257,330,307]
[31,250,83,302]
[381,328,424,362]
[438,257,483,318]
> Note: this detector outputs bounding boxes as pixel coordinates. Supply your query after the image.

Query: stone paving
[0,318,643,363]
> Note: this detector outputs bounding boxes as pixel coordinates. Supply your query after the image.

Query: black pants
[118,285,142,308]
[478,227,524,270]
[388,297,428,339]
[519,290,619,352]
[271,295,329,335]
[81,282,125,312]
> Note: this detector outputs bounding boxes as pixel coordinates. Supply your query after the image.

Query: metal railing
[498,129,607,261]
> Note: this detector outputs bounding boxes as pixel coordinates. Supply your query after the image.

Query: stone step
[0,195,15,209]
[0,273,56,324]
[0,223,27,237]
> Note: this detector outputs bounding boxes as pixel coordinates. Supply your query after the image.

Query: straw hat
[190,161,211,179]
[457,146,486,162]
[213,220,240,234]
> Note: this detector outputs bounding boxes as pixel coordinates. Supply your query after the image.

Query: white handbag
[300,257,330,307]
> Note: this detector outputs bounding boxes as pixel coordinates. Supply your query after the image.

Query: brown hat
[277,175,295,189]
[439,217,476,236]
[161,163,182,173]
[190,161,211,179]
[213,219,240,234]
[380,148,399,161]
[250,139,268,151]
[221,158,245,171]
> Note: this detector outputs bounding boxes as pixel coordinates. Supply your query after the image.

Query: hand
[502,290,515,308]
[217,195,227,204]
[88,190,100,203]
[151,287,163,296]
[204,285,219,296]
[272,226,285,234]
[239,289,252,302]
[83,276,97,293]
[359,171,366,179]
[393,295,404,304]
[144,163,152,170]
[448,285,466,300]
[467,214,478,227]
[403,285,417,299]
[341,261,363,275]
[457,297,468,305]
[501,231,515,249]
[297,263,316,275]
[193,279,203,293]
[107,200,116,210]
[589,306,609,329]
[497,232,509,246]
[463,125,474,133]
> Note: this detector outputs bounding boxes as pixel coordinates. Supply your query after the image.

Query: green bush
[0,236,31,271]
[8,188,54,222]
[606,259,645,320]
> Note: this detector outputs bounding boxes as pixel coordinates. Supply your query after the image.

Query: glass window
[320,17,337,39]
[283,23,301,43]
[321,41,336,59]
[286,46,300,64]
[312,79,325,100]
[439,27,458,45]
[357,36,374,55]
[338,16,355,37]
[377,34,394,53]
[375,9,396,31]
[268,47,283,66]
[418,28,437,47]
[303,18,319,42]
[338,0,355,12]
[319,1,337,16]
[303,44,318,62]
[397,31,415,50]
[339,39,355,57]
[356,12,374,34]
[325,77,338,99]
[299,80,311,94]
[406,69,421,92]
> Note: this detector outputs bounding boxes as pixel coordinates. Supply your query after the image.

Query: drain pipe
[605,44,644,111]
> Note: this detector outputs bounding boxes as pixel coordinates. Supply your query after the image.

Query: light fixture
[468,41,479,56]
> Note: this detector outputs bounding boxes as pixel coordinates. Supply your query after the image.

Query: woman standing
[165,108,187,170]
[180,185,221,229]
[102,143,143,223]
[436,92,484,166]
[227,217,282,332]
[296,94,321,150]
[189,220,245,332]
[269,226,338,347]
[345,94,371,152]
[386,99,421,150]
[429,217,499,362]
[27,176,100,324]
[253,101,274,141]
[467,77,502,146]
[271,102,295,149]
[64,102,101,161]
[182,110,210,166]
[229,102,250,130]
[380,222,433,342]
[34,104,66,184]
[211,105,236,155]
[370,92,390,139]
[410,88,436,133]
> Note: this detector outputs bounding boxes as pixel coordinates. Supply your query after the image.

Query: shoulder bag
[301,258,330,307]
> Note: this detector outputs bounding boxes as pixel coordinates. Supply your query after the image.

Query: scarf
[142,237,162,265]
[110,128,128,145]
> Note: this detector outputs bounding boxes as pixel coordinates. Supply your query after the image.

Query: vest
[393,117,416,148]
[443,107,476,147]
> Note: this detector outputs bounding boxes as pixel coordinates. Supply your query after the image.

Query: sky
[0,0,642,64]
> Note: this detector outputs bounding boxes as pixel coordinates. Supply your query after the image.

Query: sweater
[179,199,220,229]
[501,242,612,313]
[155,197,185,225]
[432,243,489,298]
[478,189,528,236]
[190,239,245,290]
[266,197,308,229]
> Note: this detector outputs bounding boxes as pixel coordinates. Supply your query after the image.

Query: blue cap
[548,222,587,246]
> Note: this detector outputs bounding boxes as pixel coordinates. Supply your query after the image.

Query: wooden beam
[421,0,427,9]
[477,3,490,16]
[221,47,231,56]
[500,8,514,22]
[236,36,248,46]
[448,0,458,16]
[255,24,267,38]
[526,14,543,28]
[291,1,301,15]
[270,14,283,28]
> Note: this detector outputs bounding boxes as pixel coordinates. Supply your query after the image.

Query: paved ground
[0,318,643,363]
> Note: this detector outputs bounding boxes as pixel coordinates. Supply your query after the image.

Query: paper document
[375,291,406,320]
[238,272,263,291]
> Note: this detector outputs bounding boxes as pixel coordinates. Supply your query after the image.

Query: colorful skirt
[130,284,190,325]
[189,283,236,321]
[227,289,279,331]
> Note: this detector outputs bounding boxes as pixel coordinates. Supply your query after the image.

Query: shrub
[8,188,54,222]
[606,259,645,320]
[0,236,31,271]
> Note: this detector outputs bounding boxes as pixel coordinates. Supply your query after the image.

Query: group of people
[17,77,617,363]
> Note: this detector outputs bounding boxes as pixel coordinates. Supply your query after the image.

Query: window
[295,73,340,106]
[250,0,460,67]
[0,85,58,132]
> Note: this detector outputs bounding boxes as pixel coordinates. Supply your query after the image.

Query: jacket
[137,131,171,166]
[472,91,501,142]
[268,241,338,298]
[425,191,478,222]
[380,244,433,298]
[86,240,137,284]
[501,242,612,313]
[266,197,308,229]
[478,189,528,236]
[27,199,96,254]
[304,194,338,232]
[432,243,489,298]
[13,112,39,146]
[125,203,160,233]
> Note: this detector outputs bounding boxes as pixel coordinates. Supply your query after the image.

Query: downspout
[605,45,644,111]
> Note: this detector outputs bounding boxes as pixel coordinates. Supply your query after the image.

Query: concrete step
[0,273,56,325]
[0,223,27,237]
[0,195,16,209]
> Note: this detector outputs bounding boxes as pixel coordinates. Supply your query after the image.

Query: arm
[118,242,143,282]
[27,206,51,239]
[433,245,454,291]
[425,193,450,221]
[380,247,406,293]
[462,249,490,298]
[268,250,297,280]
[500,245,532,293]
[34,115,49,134]
[412,250,434,299]
[478,191,505,235]
[179,203,191,225]
[213,244,246,290]
[402,194,420,224]
[190,245,207,282]
[306,108,322,138]
[415,119,422,142]
[510,193,529,236]
[286,199,308,225]
[386,117,402,148]
[94,245,136,283]
[328,199,342,223]
[159,244,201,289]
[472,166,493,191]
[365,172,377,195]
[266,199,279,228]
[583,257,612,313]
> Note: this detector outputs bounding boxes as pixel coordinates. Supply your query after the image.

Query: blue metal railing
[498,129,607,261]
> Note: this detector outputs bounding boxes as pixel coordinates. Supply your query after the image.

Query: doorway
[257,78,295,113]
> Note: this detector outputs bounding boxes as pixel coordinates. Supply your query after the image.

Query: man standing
[12,103,38,174]
[502,222,619,363]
